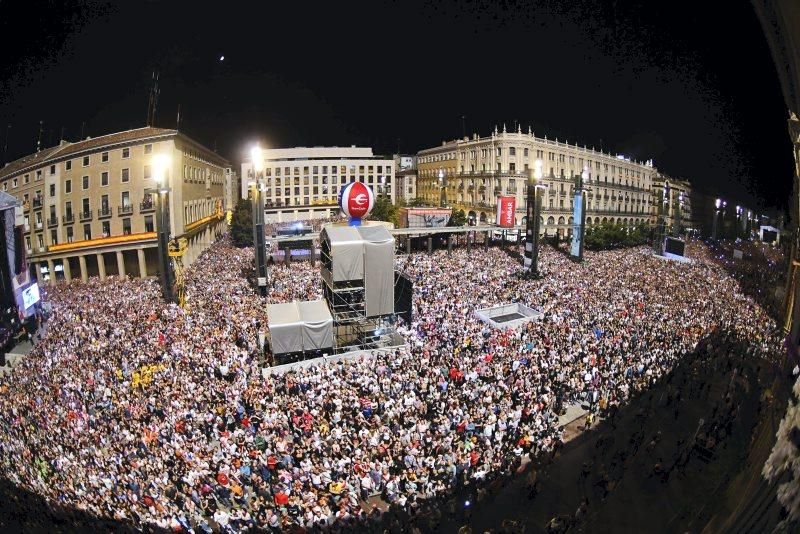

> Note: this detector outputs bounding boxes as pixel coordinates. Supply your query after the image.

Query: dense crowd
[0,232,784,532]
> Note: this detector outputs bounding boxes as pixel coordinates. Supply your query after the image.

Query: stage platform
[0,340,34,376]
[475,303,544,330]
[653,251,693,263]
[263,333,407,376]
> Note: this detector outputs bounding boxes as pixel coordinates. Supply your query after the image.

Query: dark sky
[0,0,792,212]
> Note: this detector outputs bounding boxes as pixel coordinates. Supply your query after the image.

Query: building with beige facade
[242,146,394,224]
[0,127,229,284]
[393,154,417,203]
[416,125,655,234]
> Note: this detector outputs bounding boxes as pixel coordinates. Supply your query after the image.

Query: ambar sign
[495,195,516,228]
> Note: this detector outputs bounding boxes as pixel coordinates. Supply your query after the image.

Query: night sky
[0,0,792,212]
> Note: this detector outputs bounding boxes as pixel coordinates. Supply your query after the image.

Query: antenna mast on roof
[36,120,43,152]
[60,126,66,143]
[176,103,181,131]
[2,124,10,165]
[80,121,86,140]
[146,71,160,127]
[461,115,466,138]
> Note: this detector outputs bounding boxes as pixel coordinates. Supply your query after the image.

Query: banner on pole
[570,191,584,259]
[495,196,516,228]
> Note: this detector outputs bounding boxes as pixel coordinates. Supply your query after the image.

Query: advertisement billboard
[570,191,585,259]
[22,283,40,310]
[495,196,516,228]
[399,208,452,229]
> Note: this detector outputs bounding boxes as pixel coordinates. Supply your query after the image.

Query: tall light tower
[673,191,683,237]
[438,169,446,208]
[152,154,174,302]
[251,144,268,297]
[524,159,547,277]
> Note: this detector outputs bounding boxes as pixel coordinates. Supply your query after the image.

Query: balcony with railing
[79,210,93,222]
[47,216,59,228]
[32,197,43,209]
[139,199,155,213]
[62,213,74,224]
[98,206,113,219]
[119,204,134,216]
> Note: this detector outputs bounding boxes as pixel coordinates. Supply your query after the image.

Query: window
[102,221,110,237]
[101,194,109,210]
[122,148,130,158]
[121,191,130,207]
[509,147,516,156]
[143,165,151,180]
[82,156,90,167]
[65,160,72,171]
[49,165,55,175]
[24,174,29,184]
[122,218,131,235]
[121,168,130,183]
[101,152,109,163]
[524,148,529,157]
[101,171,109,186]
[66,226,73,243]
[65,201,72,217]
[65,180,72,194]
[82,175,89,189]
[12,178,17,188]
[83,224,91,241]
[49,184,55,197]
[50,229,58,246]
[144,144,152,154]
[82,198,90,215]
[25,236,31,251]
[144,215,154,232]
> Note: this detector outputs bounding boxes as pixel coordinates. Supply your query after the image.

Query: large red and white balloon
[339,181,375,223]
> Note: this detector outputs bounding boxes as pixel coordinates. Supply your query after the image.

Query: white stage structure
[320,222,397,351]
[475,303,543,330]
[266,300,334,364]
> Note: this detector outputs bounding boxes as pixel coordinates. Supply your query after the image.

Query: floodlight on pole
[251,144,264,174]
[151,153,173,303]
[438,169,446,207]
[250,143,268,297]
[524,159,546,277]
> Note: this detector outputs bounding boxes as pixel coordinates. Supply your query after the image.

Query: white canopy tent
[267,300,334,355]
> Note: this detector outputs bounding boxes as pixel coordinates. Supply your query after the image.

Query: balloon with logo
[338,181,375,226]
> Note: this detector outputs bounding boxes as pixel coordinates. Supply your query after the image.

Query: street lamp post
[438,169,446,208]
[524,159,547,277]
[152,154,174,303]
[251,145,268,297]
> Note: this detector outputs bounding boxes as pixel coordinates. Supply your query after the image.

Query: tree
[231,199,253,247]
[408,197,426,208]
[369,196,399,227]
[584,223,648,251]
[448,208,467,227]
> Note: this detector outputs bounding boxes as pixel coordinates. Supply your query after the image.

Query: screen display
[22,283,40,309]
[664,237,685,256]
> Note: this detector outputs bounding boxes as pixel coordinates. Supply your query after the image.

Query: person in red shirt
[274,490,289,506]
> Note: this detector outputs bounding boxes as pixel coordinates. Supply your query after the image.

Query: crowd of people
[0,230,785,532]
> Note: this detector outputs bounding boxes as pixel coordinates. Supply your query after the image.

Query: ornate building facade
[416,125,655,235]
[0,127,228,284]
